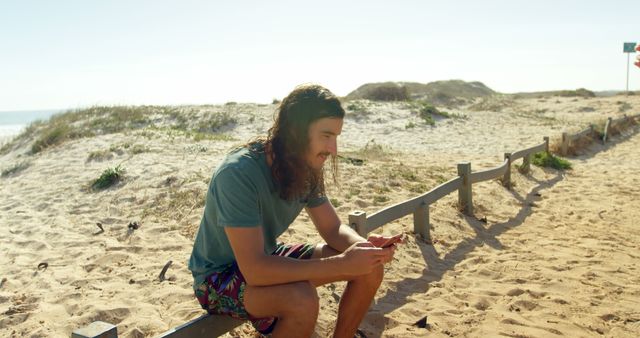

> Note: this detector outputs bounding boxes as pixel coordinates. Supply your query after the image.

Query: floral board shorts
[194,243,316,335]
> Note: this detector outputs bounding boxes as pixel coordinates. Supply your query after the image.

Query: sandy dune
[0,95,639,337]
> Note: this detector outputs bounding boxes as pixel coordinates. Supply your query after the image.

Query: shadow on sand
[366,167,565,337]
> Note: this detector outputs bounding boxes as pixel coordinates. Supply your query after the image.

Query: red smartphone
[379,233,404,248]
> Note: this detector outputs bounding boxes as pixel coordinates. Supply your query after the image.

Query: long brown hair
[252,84,345,200]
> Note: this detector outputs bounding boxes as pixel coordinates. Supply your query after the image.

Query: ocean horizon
[0,109,61,142]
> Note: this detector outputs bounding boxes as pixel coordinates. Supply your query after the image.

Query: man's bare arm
[225,226,390,286]
[306,201,365,252]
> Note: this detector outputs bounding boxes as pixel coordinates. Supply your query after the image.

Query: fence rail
[562,114,640,154]
[359,177,463,237]
[511,141,546,161]
[469,159,508,184]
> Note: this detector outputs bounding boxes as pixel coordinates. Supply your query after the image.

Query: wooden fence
[560,113,640,155]
[73,113,639,338]
[349,113,640,238]
[348,137,549,238]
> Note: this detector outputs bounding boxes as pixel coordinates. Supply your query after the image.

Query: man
[189,84,401,338]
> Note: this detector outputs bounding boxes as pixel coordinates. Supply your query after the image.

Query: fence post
[348,210,367,237]
[457,162,473,215]
[543,136,550,154]
[503,153,512,188]
[413,202,430,242]
[603,117,612,143]
[521,153,531,174]
[561,132,569,155]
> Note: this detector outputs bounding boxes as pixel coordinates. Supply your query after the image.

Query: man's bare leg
[243,281,319,338]
[311,244,385,338]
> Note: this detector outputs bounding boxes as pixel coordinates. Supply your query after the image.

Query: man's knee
[355,264,385,289]
[282,281,320,315]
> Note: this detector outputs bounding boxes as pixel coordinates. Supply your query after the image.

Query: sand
[0,94,639,337]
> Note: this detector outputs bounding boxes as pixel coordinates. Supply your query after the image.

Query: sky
[0,0,638,111]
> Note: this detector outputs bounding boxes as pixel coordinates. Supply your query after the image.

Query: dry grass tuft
[141,180,206,238]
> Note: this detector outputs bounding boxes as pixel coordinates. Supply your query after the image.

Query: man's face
[304,117,343,170]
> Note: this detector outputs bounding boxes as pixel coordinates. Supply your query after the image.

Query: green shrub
[419,103,438,116]
[330,198,341,208]
[406,101,448,125]
[92,165,125,190]
[532,152,572,170]
[419,112,435,126]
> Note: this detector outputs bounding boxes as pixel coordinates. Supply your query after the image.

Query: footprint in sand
[526,290,547,299]
[85,307,131,325]
[506,288,525,297]
[500,317,525,326]
[473,298,491,311]
[0,294,40,327]
[509,299,538,312]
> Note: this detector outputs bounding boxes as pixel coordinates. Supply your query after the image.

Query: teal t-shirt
[188,144,327,289]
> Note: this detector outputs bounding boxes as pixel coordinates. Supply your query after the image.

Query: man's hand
[338,242,394,276]
[636,45,640,68]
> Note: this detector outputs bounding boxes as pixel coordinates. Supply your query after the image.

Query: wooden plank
[366,177,462,231]
[469,159,509,184]
[612,115,628,126]
[418,177,462,206]
[570,127,593,141]
[510,142,546,161]
[157,314,244,338]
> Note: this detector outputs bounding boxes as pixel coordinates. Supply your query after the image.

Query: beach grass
[346,101,372,119]
[1,161,30,177]
[532,152,572,170]
[1,105,240,155]
[469,95,515,112]
[92,164,125,190]
[404,100,463,125]
[86,149,113,162]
